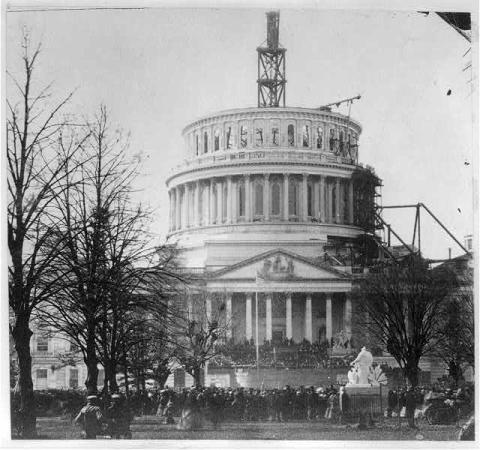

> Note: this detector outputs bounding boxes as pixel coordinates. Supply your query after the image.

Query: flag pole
[255,290,259,386]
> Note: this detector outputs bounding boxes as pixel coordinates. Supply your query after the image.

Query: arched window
[254,182,263,216]
[271,127,279,146]
[214,129,220,151]
[226,126,233,149]
[238,182,245,218]
[204,131,208,153]
[288,178,299,216]
[288,124,295,147]
[271,182,281,216]
[316,127,323,149]
[307,183,313,217]
[240,126,248,148]
[339,130,344,154]
[255,128,263,147]
[302,125,310,147]
[196,135,199,156]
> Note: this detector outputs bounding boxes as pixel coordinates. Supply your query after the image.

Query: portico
[203,249,353,346]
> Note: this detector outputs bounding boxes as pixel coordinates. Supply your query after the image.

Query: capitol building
[165,13,384,387]
[166,107,370,346]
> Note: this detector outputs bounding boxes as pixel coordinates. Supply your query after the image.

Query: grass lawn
[28,415,464,441]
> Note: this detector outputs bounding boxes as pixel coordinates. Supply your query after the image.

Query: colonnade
[169,173,355,232]
[200,292,352,344]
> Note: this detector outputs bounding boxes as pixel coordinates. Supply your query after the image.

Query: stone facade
[167,107,375,352]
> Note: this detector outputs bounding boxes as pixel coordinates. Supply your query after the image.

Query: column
[185,184,190,228]
[348,179,354,224]
[175,186,181,230]
[245,174,251,222]
[328,180,333,223]
[226,176,232,224]
[286,293,292,340]
[305,294,312,342]
[216,179,223,224]
[319,176,325,223]
[335,178,341,223]
[326,293,332,342]
[209,179,215,224]
[283,173,289,220]
[266,293,272,342]
[226,293,233,339]
[302,173,308,221]
[313,178,319,220]
[245,294,252,340]
[194,180,200,227]
[344,293,352,342]
[263,174,270,221]
[168,190,173,231]
[204,181,210,225]
[232,178,238,224]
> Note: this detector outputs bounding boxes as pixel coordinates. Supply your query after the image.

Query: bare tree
[38,107,184,394]
[352,255,457,387]
[7,32,85,437]
[433,265,474,383]
[171,290,229,387]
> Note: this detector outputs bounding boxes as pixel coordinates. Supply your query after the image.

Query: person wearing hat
[74,395,106,439]
[107,393,133,439]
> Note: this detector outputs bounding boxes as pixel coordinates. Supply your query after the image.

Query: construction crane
[257,11,286,108]
[318,94,361,110]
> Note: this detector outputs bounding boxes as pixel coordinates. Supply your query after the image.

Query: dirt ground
[25,414,466,441]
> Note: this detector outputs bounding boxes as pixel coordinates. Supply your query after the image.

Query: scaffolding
[257,11,286,108]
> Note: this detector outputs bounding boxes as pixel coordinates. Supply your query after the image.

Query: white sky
[5,1,477,260]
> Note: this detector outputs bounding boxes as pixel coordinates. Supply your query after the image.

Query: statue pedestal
[344,384,382,416]
[345,384,380,395]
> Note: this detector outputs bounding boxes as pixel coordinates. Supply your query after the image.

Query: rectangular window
[271,127,279,146]
[255,128,263,147]
[302,125,310,147]
[69,369,79,389]
[240,126,248,148]
[69,341,79,352]
[36,369,48,389]
[37,336,48,352]
[226,127,232,149]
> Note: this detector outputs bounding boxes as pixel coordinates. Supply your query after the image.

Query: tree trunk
[108,361,118,392]
[193,366,202,388]
[84,326,98,394]
[405,361,419,388]
[12,320,37,438]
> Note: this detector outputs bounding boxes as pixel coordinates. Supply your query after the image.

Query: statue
[351,346,374,385]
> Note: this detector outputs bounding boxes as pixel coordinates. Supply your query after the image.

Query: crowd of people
[210,339,355,369]
[73,382,474,438]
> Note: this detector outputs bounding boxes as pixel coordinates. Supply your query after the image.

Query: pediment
[212,249,348,281]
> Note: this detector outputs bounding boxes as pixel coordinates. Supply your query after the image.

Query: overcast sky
[6,1,476,260]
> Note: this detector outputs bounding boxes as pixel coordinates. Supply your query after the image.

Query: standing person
[107,394,133,439]
[387,389,397,418]
[74,395,106,439]
[405,387,417,429]
[339,386,350,423]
